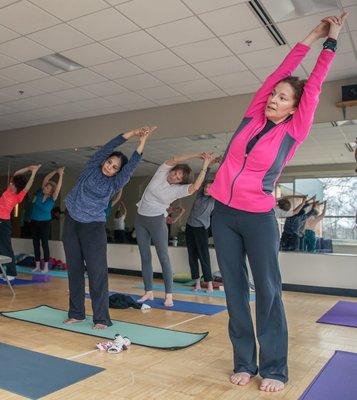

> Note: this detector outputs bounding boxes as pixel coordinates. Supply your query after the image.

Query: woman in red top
[0,165,41,279]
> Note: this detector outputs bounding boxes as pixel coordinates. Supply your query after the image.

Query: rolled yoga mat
[1,305,208,350]
[85,292,227,315]
[135,283,256,301]
[0,342,104,399]
[299,350,357,400]
[317,300,357,328]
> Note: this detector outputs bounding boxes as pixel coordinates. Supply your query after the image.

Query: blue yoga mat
[17,266,68,278]
[0,342,104,399]
[299,350,357,400]
[0,278,42,286]
[135,283,256,301]
[86,292,227,315]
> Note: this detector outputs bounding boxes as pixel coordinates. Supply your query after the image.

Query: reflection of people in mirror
[303,201,327,252]
[0,165,41,281]
[31,167,64,273]
[135,151,215,307]
[63,126,156,330]
[208,12,348,393]
[114,200,127,243]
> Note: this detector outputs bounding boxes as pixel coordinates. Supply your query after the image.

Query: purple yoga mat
[317,301,357,328]
[299,350,357,400]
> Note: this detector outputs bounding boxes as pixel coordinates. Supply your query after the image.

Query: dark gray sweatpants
[211,201,288,383]
[135,213,173,293]
[62,214,112,326]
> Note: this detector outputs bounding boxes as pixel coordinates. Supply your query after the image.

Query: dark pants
[0,219,17,276]
[114,229,126,243]
[280,231,299,251]
[211,201,288,383]
[304,229,316,252]
[62,214,112,326]
[31,220,51,262]
[185,224,212,282]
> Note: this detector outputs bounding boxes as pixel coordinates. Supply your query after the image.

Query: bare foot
[63,318,85,324]
[137,291,154,303]
[230,372,252,386]
[164,293,173,307]
[260,378,285,392]
[206,281,214,293]
[93,323,108,330]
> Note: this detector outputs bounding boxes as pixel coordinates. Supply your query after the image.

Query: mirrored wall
[1,120,356,255]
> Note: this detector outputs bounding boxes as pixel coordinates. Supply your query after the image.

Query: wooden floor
[0,274,356,400]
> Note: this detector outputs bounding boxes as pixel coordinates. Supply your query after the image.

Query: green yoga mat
[17,266,69,278]
[1,305,207,350]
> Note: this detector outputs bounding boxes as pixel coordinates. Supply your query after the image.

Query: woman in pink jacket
[209,13,347,392]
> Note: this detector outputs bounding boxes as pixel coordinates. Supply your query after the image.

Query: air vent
[248,0,287,46]
[345,142,356,152]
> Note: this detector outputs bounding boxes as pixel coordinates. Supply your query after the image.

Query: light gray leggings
[135,213,173,293]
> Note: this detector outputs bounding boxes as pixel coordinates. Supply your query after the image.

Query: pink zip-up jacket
[209,43,335,213]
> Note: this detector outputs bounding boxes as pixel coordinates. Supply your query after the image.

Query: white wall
[13,238,357,290]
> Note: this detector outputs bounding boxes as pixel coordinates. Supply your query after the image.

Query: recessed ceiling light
[26,53,83,75]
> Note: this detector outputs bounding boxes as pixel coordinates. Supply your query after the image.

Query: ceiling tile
[151,65,202,83]
[173,38,232,63]
[277,9,342,43]
[28,24,93,52]
[104,91,148,105]
[0,63,48,82]
[252,65,307,81]
[69,8,138,41]
[154,95,191,106]
[188,89,226,101]
[325,67,357,81]
[115,74,162,90]
[193,56,246,77]
[0,37,51,62]
[57,69,107,86]
[27,93,68,107]
[350,30,357,51]
[210,70,260,90]
[341,0,357,6]
[61,43,120,67]
[147,16,213,47]
[221,28,276,55]
[129,49,186,72]
[82,81,128,96]
[0,53,18,68]
[182,0,246,14]
[0,83,45,102]
[303,52,357,74]
[116,0,192,28]
[171,78,218,95]
[103,31,164,58]
[224,83,260,96]
[0,0,60,35]
[54,87,97,101]
[0,75,17,89]
[72,97,114,111]
[26,76,74,93]
[0,24,19,44]
[239,45,290,69]
[30,0,109,21]
[199,3,261,36]
[105,0,131,5]
[91,59,143,79]
[136,85,181,100]
[120,100,157,111]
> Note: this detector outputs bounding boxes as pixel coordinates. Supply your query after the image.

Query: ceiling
[0,0,356,132]
[0,120,355,177]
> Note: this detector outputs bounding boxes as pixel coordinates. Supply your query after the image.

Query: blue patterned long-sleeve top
[65,134,141,223]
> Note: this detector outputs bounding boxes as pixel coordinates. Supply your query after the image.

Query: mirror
[1,120,356,255]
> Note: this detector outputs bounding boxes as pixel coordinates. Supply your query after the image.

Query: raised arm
[291,12,348,142]
[315,201,327,223]
[188,153,215,195]
[165,153,203,167]
[23,165,41,193]
[292,197,308,215]
[42,169,57,189]
[52,167,64,201]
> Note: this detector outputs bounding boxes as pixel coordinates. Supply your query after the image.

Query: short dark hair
[107,151,128,172]
[170,164,193,185]
[277,198,291,212]
[11,175,28,193]
[279,76,306,107]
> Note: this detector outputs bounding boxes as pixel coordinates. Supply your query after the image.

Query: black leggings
[31,220,51,262]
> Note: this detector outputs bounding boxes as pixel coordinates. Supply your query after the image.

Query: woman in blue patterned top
[31,167,64,273]
[63,126,156,329]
